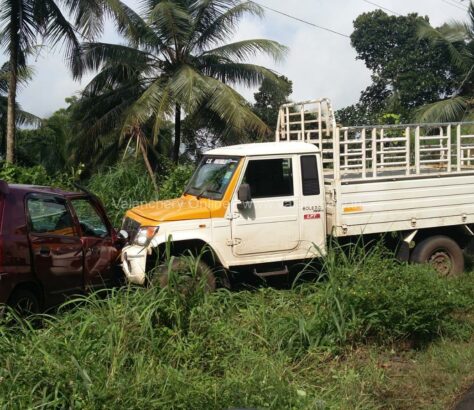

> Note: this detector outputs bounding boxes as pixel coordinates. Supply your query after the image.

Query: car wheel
[410,235,464,277]
[8,289,40,315]
[154,257,216,293]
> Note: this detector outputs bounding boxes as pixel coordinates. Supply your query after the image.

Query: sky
[0,0,469,118]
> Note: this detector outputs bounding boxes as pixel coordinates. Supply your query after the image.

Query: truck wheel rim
[429,250,453,276]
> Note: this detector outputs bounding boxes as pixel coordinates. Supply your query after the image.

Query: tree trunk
[138,132,159,192]
[6,33,19,164]
[173,103,181,164]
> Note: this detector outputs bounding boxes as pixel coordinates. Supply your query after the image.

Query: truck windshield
[185,156,240,200]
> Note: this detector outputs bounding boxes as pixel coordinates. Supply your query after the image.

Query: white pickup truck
[121,99,474,285]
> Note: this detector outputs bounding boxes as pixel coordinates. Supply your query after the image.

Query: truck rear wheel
[154,257,216,293]
[410,235,464,277]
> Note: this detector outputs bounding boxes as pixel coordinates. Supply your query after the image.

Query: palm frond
[73,42,155,78]
[414,96,468,123]
[202,75,269,136]
[199,58,281,87]
[0,0,37,67]
[16,108,42,126]
[203,39,287,63]
[417,19,472,72]
[151,86,171,145]
[121,76,173,138]
[40,0,81,74]
[168,65,209,113]
[61,0,105,40]
[103,0,162,48]
[148,1,192,46]
[191,1,264,50]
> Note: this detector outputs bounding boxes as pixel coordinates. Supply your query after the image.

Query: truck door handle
[39,246,50,256]
[283,201,294,207]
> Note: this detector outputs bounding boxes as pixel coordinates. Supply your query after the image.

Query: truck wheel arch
[155,239,225,269]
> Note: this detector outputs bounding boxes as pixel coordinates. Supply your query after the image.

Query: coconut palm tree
[0,0,136,163]
[0,62,40,156]
[73,0,287,164]
[416,3,474,122]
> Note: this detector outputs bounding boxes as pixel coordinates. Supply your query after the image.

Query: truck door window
[301,155,320,196]
[27,197,75,236]
[244,158,294,198]
[71,198,108,238]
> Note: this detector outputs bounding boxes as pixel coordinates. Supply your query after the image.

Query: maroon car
[0,181,124,313]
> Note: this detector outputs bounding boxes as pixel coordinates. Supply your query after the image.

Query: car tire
[154,257,216,293]
[8,288,40,315]
[410,235,464,277]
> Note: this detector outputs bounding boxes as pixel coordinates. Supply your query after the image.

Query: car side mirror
[238,183,252,203]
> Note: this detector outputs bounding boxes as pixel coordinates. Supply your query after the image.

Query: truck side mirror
[238,183,252,203]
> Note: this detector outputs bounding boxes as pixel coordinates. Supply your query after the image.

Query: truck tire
[410,235,464,277]
[154,258,216,293]
[8,288,40,315]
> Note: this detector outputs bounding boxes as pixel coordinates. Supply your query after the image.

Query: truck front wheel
[410,235,464,277]
[154,258,217,293]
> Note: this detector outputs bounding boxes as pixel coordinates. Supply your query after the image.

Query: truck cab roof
[206,142,319,157]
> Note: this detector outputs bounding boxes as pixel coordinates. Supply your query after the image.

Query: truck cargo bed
[325,172,474,236]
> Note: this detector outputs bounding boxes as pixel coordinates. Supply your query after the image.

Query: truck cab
[121,142,326,284]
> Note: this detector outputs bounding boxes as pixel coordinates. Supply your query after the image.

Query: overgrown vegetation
[86,161,194,226]
[1,245,473,409]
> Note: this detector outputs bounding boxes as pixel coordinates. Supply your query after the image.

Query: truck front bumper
[121,245,148,285]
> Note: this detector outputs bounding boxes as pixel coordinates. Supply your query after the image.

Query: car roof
[205,142,319,157]
[7,183,84,197]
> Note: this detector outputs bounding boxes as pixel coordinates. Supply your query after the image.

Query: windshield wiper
[197,186,220,200]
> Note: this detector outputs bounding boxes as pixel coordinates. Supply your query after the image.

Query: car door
[26,194,84,305]
[231,156,300,256]
[69,196,119,290]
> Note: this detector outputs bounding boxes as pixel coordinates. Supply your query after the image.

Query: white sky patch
[0,0,468,117]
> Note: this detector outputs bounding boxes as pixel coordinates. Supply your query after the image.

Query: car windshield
[185,156,240,200]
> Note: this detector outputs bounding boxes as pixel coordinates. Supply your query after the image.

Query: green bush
[158,164,195,200]
[86,161,194,226]
[288,244,469,352]
[0,162,53,186]
[86,162,160,227]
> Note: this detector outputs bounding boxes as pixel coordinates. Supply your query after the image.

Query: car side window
[27,196,75,236]
[243,158,294,198]
[71,198,108,238]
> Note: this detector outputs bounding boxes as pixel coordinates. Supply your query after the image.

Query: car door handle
[39,246,50,256]
[283,201,294,207]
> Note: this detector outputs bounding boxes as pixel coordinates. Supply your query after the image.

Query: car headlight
[134,226,159,247]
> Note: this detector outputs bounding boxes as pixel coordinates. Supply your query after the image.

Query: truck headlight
[134,226,159,247]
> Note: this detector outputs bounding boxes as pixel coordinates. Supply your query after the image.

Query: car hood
[129,196,214,223]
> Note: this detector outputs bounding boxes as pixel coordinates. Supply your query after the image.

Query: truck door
[26,194,84,305]
[299,154,326,254]
[231,156,300,255]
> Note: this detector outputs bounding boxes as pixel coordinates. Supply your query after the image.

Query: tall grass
[86,162,194,227]
[1,244,473,409]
